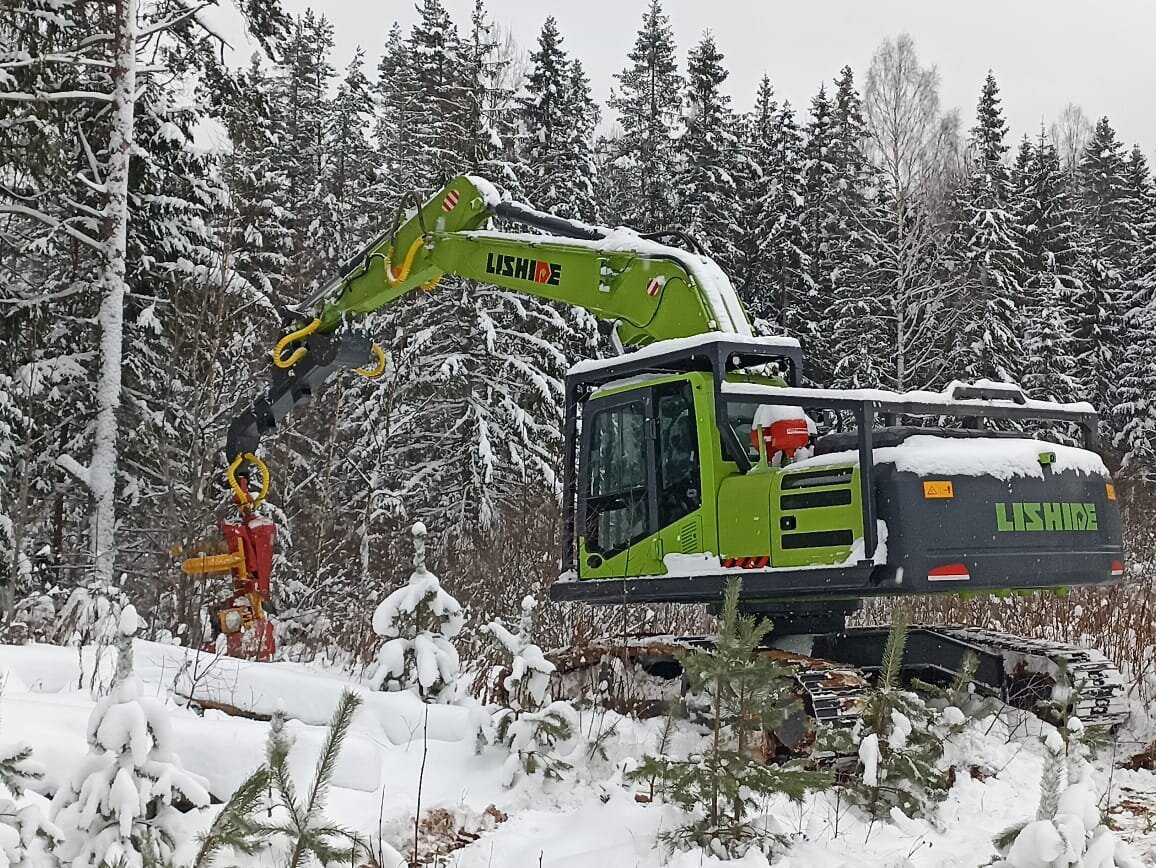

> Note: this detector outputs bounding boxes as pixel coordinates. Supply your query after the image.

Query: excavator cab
[552,333,1124,611]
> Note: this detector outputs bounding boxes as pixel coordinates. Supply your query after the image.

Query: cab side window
[655,382,701,527]
[585,401,649,555]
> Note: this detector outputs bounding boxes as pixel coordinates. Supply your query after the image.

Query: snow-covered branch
[0,204,101,250]
[55,454,91,488]
[0,90,112,103]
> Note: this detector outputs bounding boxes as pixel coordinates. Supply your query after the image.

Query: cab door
[578,379,703,578]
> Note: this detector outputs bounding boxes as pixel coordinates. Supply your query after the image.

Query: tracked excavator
[183,175,1129,733]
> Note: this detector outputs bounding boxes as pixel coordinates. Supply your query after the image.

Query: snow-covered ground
[0,638,1153,867]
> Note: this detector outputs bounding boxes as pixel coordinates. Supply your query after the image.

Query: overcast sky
[227,0,1156,152]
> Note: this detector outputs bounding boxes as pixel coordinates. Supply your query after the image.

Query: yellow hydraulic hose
[272,317,321,369]
[356,343,387,379]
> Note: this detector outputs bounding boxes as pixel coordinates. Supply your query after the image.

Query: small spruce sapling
[265,691,367,868]
[822,613,959,821]
[0,680,61,866]
[370,522,465,702]
[990,670,1138,867]
[479,596,579,785]
[51,605,210,868]
[628,579,830,858]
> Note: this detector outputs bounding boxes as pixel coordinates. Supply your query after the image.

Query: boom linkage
[229,175,752,469]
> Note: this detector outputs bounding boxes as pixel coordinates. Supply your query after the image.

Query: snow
[858,732,880,787]
[790,434,1109,480]
[465,174,502,208]
[0,639,1143,865]
[724,380,1097,415]
[570,332,800,376]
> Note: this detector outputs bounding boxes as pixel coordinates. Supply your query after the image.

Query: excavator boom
[226,176,751,462]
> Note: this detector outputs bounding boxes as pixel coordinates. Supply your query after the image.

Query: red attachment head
[750,418,811,459]
[217,513,276,598]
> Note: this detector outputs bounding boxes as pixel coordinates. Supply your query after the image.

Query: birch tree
[863,34,962,389]
[0,1,288,598]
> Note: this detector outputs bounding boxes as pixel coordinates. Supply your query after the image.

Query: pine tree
[956,72,1023,385]
[370,522,465,702]
[675,32,741,275]
[826,615,961,819]
[265,693,366,868]
[51,606,210,867]
[628,579,829,858]
[192,765,270,867]
[606,0,682,230]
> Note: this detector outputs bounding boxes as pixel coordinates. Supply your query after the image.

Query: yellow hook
[226,452,270,511]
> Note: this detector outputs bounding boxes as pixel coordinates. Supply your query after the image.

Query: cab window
[655,382,701,526]
[585,400,649,555]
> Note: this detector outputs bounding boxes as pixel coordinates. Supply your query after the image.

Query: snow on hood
[789,435,1110,480]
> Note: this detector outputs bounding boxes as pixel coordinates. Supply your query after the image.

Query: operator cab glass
[581,379,702,561]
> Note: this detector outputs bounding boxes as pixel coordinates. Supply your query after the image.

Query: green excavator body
[225,175,1124,615]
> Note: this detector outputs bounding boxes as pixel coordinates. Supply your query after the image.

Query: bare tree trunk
[88,0,137,584]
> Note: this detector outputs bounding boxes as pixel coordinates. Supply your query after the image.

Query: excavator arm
[226,175,751,463]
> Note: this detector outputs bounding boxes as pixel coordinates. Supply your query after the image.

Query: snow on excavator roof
[569,332,801,377]
[722,380,1096,416]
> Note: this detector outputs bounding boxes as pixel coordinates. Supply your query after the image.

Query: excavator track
[932,625,1130,728]
[549,635,869,752]
[549,625,1128,750]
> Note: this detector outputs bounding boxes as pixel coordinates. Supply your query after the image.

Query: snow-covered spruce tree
[516,17,599,222]
[0,711,61,866]
[1073,117,1134,457]
[991,719,1139,868]
[822,614,961,821]
[674,32,742,277]
[370,522,464,703]
[825,66,888,390]
[274,9,338,295]
[628,579,829,858]
[325,49,378,262]
[1115,146,1156,479]
[954,71,1023,385]
[799,83,840,384]
[605,0,683,230]
[51,605,209,867]
[478,595,578,785]
[1012,131,1083,414]
[736,80,809,333]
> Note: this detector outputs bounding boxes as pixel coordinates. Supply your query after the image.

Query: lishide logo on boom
[995,501,1098,532]
[484,252,562,286]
